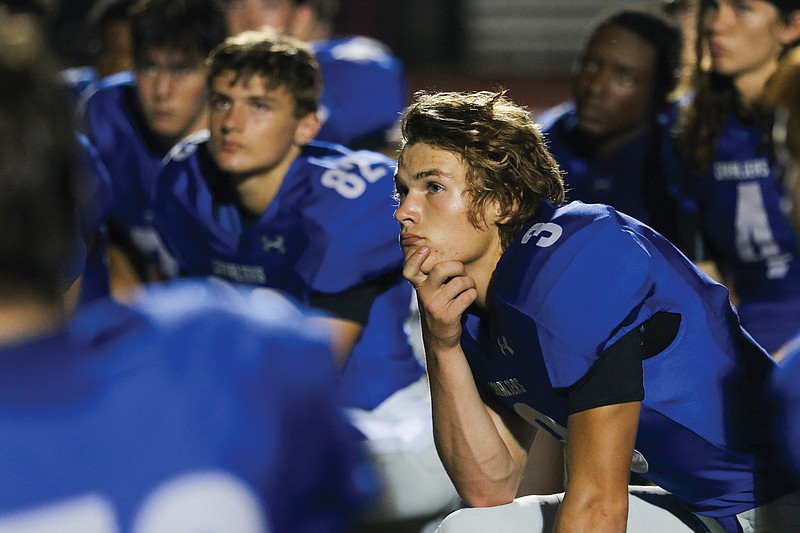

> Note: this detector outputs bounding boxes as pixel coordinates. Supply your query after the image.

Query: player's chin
[401,246,432,273]
[150,122,180,140]
[214,157,242,174]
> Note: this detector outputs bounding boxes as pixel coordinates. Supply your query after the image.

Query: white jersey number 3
[521,223,562,247]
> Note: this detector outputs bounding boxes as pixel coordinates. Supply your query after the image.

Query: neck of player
[471,245,504,310]
[0,298,66,347]
[233,145,302,217]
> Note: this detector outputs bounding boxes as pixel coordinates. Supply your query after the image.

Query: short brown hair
[207,30,323,118]
[400,90,565,249]
[130,0,227,66]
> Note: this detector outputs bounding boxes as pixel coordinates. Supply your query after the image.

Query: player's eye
[427,182,444,194]
[209,95,230,110]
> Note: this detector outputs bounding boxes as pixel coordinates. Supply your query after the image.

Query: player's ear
[781,10,800,46]
[294,111,321,146]
[494,198,519,225]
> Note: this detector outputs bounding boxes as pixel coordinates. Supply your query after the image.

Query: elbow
[458,483,518,509]
[436,437,528,509]
[449,458,523,508]
[462,495,511,509]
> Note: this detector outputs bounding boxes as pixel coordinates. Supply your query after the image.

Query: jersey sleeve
[770,335,800,479]
[296,149,403,294]
[77,133,114,235]
[513,212,655,389]
[80,73,135,157]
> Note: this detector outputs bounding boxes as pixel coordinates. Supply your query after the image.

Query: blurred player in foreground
[0,10,375,532]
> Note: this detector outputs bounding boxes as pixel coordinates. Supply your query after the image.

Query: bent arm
[425,339,535,507]
[406,246,534,506]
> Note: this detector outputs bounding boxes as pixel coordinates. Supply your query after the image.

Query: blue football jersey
[312,36,406,148]
[663,108,800,353]
[461,201,794,522]
[152,140,423,410]
[61,66,99,108]
[769,332,800,481]
[0,279,377,533]
[81,72,179,278]
[537,102,674,234]
[76,133,114,305]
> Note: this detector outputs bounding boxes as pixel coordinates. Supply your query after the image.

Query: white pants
[346,377,460,523]
[434,487,705,532]
[434,487,800,532]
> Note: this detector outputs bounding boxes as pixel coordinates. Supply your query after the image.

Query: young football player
[537,7,683,243]
[224,0,406,153]
[765,45,800,493]
[81,0,227,297]
[663,0,800,354]
[150,30,459,527]
[395,90,800,532]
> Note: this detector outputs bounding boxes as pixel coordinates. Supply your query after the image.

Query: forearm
[554,402,641,533]
[402,250,530,506]
[425,343,529,507]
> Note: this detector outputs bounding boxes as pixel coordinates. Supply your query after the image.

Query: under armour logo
[262,235,286,254]
[521,222,562,247]
[497,336,514,357]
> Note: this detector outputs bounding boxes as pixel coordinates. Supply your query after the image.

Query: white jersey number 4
[734,182,790,279]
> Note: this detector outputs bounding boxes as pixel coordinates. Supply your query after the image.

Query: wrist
[422,332,462,355]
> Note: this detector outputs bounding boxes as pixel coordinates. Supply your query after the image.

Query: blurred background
[50,0,663,114]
